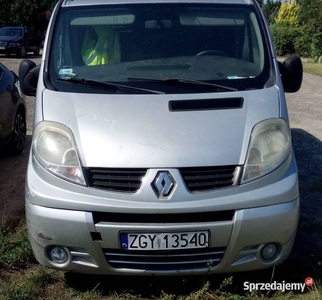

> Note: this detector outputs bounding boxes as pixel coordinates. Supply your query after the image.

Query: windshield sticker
[59,68,75,79]
[227,76,255,79]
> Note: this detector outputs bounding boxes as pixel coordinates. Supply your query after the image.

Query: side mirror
[19,59,40,96]
[278,56,303,93]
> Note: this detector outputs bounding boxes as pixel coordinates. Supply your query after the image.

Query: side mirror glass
[19,59,40,96]
[278,56,303,93]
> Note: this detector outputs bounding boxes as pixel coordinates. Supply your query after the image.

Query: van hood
[42,88,281,168]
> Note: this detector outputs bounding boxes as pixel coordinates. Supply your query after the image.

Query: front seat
[81,25,121,66]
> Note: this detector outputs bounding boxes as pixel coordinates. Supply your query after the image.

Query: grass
[0,59,322,299]
[0,260,322,300]
[0,219,34,268]
[302,61,322,77]
[0,220,321,300]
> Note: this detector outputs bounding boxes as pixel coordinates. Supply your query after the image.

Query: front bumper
[26,199,298,275]
[0,46,21,55]
[26,153,299,275]
[26,159,299,275]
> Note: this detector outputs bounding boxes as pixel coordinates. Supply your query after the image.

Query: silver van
[20,0,303,275]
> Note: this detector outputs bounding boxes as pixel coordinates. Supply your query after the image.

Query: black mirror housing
[278,56,303,93]
[19,59,40,96]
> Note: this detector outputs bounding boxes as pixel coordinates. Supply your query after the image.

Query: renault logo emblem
[153,171,175,197]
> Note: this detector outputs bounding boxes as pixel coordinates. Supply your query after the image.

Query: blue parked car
[0,62,26,155]
[0,26,41,57]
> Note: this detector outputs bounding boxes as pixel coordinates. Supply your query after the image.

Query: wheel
[196,50,227,56]
[6,111,26,155]
[33,45,40,56]
[19,46,27,58]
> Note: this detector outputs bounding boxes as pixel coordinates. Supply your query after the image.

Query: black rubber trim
[93,210,235,224]
[169,97,244,111]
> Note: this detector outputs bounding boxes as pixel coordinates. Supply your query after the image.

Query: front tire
[7,111,26,155]
[19,46,27,58]
[33,45,40,56]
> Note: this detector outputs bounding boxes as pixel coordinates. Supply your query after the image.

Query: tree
[262,0,281,25]
[297,0,322,58]
[0,0,57,31]
[275,0,299,26]
[298,0,322,25]
[270,0,300,56]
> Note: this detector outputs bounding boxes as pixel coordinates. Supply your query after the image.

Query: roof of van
[61,0,253,7]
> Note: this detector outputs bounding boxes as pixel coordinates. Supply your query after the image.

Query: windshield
[0,28,22,37]
[48,3,273,94]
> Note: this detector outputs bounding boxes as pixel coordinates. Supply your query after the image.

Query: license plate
[120,231,209,250]
[0,47,5,50]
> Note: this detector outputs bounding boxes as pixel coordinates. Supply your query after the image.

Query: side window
[249,13,264,71]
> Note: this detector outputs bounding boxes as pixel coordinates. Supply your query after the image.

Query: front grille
[83,168,148,193]
[84,166,240,193]
[104,247,225,271]
[179,166,239,192]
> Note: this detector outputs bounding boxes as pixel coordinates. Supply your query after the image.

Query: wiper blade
[57,78,164,94]
[128,77,237,92]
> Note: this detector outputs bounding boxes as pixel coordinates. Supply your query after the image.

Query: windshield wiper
[57,78,164,94]
[127,77,237,92]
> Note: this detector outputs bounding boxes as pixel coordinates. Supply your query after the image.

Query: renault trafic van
[19,0,303,275]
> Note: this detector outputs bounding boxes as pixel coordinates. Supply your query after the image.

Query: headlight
[32,121,85,185]
[241,118,291,183]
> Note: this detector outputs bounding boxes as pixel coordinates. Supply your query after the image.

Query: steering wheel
[196,50,227,57]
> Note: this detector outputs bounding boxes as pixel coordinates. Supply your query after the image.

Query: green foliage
[0,223,34,268]
[294,24,316,56]
[297,0,322,58]
[0,269,54,300]
[262,0,282,25]
[275,0,299,26]
[311,30,322,58]
[298,0,322,25]
[1,284,30,300]
[292,24,322,58]
[267,0,322,57]
[0,0,57,31]
[68,288,102,300]
[270,23,300,55]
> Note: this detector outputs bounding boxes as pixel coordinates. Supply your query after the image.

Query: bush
[293,24,322,58]
[294,24,315,57]
[311,30,322,59]
[270,23,299,56]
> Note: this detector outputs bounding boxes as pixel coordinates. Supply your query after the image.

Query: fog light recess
[48,246,69,265]
[261,243,278,261]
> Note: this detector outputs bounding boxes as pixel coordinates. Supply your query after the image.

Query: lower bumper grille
[104,247,225,271]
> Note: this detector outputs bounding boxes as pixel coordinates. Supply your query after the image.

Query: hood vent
[169,97,244,111]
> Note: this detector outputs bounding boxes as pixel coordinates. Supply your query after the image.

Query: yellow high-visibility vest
[81,26,121,66]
